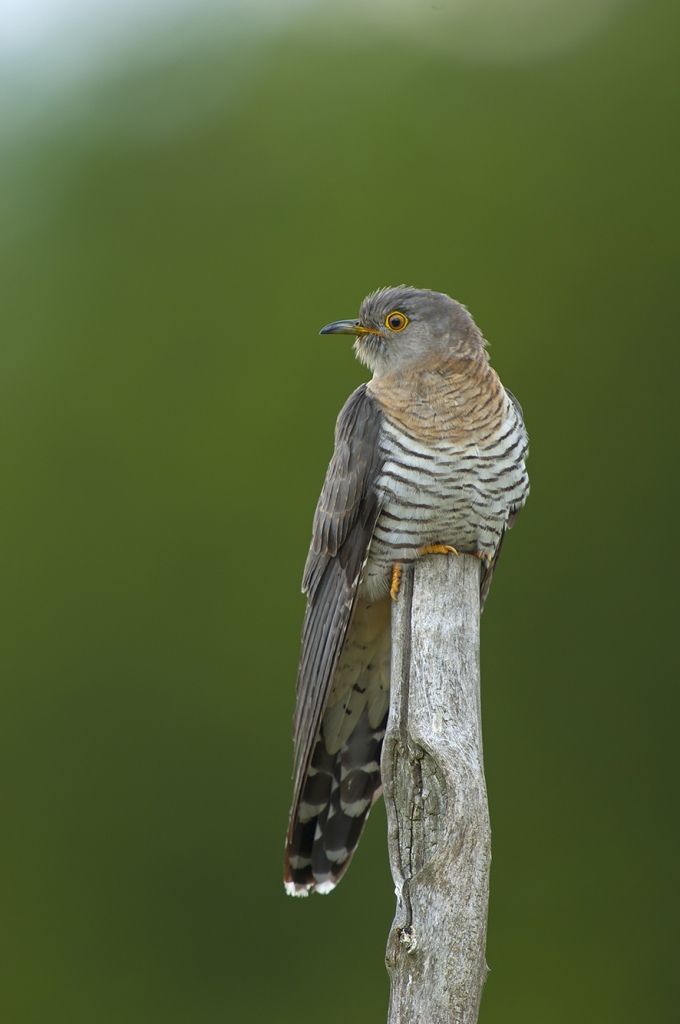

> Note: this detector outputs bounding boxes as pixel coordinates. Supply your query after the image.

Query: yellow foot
[418,544,459,557]
[390,562,402,602]
[473,550,493,568]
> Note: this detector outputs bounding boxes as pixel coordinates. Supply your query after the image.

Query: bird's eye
[385,311,408,332]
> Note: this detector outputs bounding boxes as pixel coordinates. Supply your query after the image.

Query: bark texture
[382,554,490,1024]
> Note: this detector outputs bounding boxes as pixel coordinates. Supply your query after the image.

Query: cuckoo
[284,286,529,896]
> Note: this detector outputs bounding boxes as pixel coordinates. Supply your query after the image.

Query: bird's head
[319,286,487,377]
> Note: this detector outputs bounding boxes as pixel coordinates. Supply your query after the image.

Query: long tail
[285,596,390,896]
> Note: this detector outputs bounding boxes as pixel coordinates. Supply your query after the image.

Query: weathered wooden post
[381,553,490,1024]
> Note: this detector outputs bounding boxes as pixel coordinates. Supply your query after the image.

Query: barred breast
[362,357,529,601]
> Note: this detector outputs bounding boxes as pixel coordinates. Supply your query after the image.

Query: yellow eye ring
[385,311,408,332]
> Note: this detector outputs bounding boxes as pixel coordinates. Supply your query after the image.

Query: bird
[284,286,529,896]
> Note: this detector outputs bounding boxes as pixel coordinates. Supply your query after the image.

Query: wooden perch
[382,553,490,1024]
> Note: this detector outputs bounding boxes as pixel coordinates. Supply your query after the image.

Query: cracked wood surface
[382,554,490,1024]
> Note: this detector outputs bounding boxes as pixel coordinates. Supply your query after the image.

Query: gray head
[319,286,487,377]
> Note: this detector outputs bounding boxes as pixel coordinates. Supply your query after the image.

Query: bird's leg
[418,544,459,557]
[390,562,402,602]
[392,546,459,601]
[472,550,493,568]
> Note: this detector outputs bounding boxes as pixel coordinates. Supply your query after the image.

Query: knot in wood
[398,925,417,952]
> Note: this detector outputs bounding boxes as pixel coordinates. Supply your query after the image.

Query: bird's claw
[418,544,459,557]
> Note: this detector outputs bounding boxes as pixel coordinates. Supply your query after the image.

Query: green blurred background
[1,0,678,1020]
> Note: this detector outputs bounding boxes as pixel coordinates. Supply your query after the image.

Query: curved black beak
[319,319,379,336]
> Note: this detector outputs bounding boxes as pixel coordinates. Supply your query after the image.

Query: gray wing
[291,384,384,812]
[480,386,528,609]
